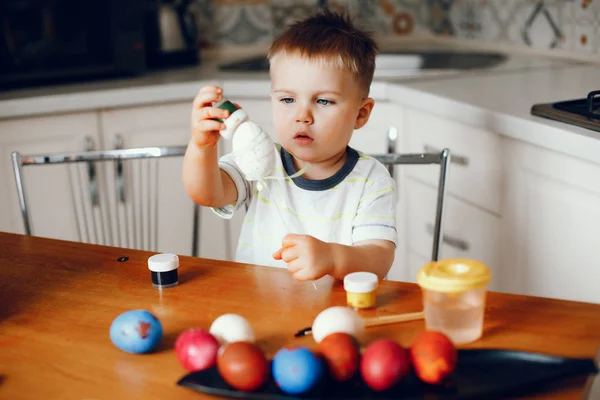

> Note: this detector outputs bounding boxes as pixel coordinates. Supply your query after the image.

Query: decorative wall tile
[214,0,273,45]
[190,0,600,56]
[270,0,319,38]
[342,0,430,36]
[564,0,600,53]
[427,0,454,35]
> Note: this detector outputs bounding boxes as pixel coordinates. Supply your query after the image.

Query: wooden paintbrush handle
[363,311,424,327]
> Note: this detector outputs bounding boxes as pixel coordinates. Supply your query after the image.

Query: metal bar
[11,152,31,236]
[154,160,159,252]
[371,153,441,165]
[138,161,143,250]
[20,146,187,166]
[67,165,83,243]
[146,159,151,250]
[77,164,91,244]
[386,127,398,177]
[192,203,199,257]
[431,148,451,261]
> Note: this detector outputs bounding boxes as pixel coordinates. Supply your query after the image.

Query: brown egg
[217,342,269,391]
[317,332,360,382]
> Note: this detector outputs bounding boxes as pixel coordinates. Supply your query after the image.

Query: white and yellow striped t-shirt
[212,144,397,269]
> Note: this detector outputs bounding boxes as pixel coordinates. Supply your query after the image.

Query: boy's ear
[355,97,375,130]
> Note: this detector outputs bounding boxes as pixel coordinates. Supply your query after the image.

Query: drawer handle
[426,223,470,251]
[424,145,469,166]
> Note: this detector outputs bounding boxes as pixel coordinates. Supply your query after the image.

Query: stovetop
[531,90,600,132]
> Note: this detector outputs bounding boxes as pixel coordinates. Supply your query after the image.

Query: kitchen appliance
[0,0,147,90]
[531,90,600,132]
[0,0,200,90]
[144,0,199,69]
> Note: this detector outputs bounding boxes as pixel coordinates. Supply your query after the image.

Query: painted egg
[311,306,364,343]
[175,328,221,372]
[209,314,255,345]
[217,342,269,391]
[109,310,163,354]
[272,346,324,395]
[317,332,360,382]
[232,121,275,180]
[410,330,457,385]
[361,339,411,391]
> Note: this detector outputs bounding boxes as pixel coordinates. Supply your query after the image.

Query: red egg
[410,331,457,385]
[361,339,411,391]
[175,329,220,372]
[317,332,360,382]
[217,342,269,391]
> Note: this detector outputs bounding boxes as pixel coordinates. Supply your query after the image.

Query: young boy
[182,10,397,282]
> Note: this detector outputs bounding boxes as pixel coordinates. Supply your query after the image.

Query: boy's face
[269,54,374,165]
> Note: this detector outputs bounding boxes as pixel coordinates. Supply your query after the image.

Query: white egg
[311,306,365,343]
[232,121,276,181]
[209,313,255,345]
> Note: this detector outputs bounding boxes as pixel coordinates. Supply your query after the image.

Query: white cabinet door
[404,108,503,216]
[100,102,228,259]
[502,138,600,303]
[0,112,101,242]
[406,178,503,292]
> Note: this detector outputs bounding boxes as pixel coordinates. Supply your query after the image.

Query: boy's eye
[317,99,333,106]
[281,98,294,104]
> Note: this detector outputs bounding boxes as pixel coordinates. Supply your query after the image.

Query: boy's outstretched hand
[272,234,333,281]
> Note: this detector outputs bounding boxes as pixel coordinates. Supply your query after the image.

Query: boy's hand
[272,234,334,281]
[190,85,231,150]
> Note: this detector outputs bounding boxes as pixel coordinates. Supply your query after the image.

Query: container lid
[417,259,491,293]
[148,253,179,272]
[344,272,379,293]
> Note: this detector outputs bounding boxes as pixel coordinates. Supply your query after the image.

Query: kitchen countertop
[0,44,598,164]
[0,232,599,399]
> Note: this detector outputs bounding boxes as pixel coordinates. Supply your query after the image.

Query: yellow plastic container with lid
[417,259,491,345]
[344,272,379,309]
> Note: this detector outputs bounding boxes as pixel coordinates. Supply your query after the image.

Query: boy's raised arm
[182,85,238,208]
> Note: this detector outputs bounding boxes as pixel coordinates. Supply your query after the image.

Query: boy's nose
[295,106,313,124]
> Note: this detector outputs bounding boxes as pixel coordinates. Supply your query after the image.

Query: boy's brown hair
[267,9,378,97]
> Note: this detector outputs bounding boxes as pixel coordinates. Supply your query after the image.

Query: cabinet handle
[84,137,99,207]
[426,223,470,251]
[386,126,398,178]
[424,145,469,166]
[113,134,126,204]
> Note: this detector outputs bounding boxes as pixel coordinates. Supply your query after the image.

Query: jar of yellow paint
[343,272,379,309]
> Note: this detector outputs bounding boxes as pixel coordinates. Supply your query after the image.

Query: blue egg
[272,347,323,395]
[109,310,163,354]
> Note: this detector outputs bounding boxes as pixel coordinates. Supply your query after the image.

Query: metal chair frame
[11,145,201,257]
[370,149,451,262]
[12,145,450,263]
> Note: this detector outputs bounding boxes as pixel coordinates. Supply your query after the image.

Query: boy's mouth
[293,132,314,145]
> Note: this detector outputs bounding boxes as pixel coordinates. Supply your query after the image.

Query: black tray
[177,349,598,399]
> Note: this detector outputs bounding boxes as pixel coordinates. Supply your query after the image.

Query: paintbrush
[294,310,425,337]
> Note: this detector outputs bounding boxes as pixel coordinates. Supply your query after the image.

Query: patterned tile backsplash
[192,0,600,56]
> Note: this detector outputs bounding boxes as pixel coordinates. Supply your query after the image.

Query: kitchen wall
[191,0,600,57]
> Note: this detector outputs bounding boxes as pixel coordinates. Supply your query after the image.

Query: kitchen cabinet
[0,112,101,241]
[500,138,600,304]
[401,105,600,303]
[0,102,224,259]
[406,178,503,291]
[400,107,503,288]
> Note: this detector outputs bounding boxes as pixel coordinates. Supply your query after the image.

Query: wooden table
[0,232,599,399]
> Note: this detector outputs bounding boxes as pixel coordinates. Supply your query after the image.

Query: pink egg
[175,329,220,372]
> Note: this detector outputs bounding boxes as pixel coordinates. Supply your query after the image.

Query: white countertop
[0,46,598,164]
